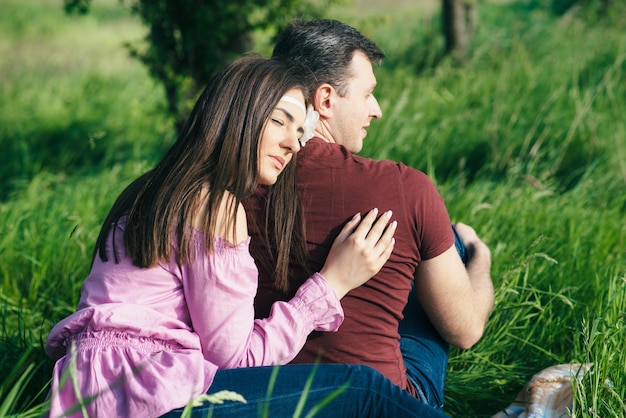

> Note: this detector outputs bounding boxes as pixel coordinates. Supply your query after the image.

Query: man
[246,19,493,411]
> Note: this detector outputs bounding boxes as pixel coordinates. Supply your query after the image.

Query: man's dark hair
[272,19,385,96]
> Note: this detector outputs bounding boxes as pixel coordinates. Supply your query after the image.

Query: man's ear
[313,84,334,118]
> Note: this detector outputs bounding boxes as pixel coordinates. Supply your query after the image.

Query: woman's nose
[283,129,302,153]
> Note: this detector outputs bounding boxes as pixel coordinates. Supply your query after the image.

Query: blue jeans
[162,364,448,417]
[399,292,449,410]
[399,225,467,410]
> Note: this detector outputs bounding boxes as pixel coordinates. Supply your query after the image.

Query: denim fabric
[452,224,469,266]
[399,225,468,410]
[162,364,448,417]
[399,293,449,410]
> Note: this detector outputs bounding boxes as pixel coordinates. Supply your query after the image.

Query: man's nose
[370,95,383,119]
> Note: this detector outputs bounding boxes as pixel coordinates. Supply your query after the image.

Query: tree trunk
[442,0,476,64]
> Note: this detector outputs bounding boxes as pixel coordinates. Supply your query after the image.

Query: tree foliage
[64,0,327,127]
[548,0,625,20]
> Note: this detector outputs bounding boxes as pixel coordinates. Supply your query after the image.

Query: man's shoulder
[299,139,432,185]
[352,154,430,182]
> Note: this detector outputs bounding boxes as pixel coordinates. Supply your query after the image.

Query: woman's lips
[270,155,285,170]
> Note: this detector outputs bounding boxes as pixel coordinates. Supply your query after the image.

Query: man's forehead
[348,51,377,90]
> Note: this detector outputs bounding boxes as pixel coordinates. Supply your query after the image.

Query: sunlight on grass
[575,274,626,417]
[1,0,625,416]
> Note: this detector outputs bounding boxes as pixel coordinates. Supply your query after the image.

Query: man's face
[326,51,382,153]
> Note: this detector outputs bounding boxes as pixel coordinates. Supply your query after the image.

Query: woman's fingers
[376,220,397,257]
[346,208,396,272]
[367,216,396,271]
[351,208,382,239]
[336,212,362,242]
[365,210,393,243]
[335,208,381,244]
[320,208,397,299]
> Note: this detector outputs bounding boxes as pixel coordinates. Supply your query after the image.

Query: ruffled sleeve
[181,235,343,370]
[282,272,343,332]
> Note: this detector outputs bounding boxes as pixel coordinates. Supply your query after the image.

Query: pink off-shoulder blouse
[46,219,343,417]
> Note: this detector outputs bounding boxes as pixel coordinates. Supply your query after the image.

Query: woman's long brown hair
[93,57,309,290]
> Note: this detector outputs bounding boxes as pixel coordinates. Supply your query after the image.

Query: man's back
[249,138,454,391]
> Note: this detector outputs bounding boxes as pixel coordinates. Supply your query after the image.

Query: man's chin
[352,138,365,153]
[351,144,364,154]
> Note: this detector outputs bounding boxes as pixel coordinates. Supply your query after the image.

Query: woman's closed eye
[272,118,285,127]
[272,118,303,141]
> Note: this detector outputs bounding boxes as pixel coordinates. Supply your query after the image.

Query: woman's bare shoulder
[194,189,248,245]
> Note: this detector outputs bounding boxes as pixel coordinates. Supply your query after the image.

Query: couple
[45,19,492,417]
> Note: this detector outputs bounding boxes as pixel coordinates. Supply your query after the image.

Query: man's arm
[414,222,493,349]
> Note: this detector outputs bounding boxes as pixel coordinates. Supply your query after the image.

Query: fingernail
[372,208,379,215]
[391,221,397,229]
[353,213,361,220]
[385,210,393,218]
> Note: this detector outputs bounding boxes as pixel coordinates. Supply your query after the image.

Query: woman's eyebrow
[275,107,295,122]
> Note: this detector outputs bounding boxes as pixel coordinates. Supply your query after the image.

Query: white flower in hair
[300,105,319,146]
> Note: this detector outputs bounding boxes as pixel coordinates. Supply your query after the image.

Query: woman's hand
[320,208,396,299]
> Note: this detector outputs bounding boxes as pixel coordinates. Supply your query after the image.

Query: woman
[46,57,447,418]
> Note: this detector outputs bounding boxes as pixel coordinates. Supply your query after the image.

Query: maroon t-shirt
[247,137,454,392]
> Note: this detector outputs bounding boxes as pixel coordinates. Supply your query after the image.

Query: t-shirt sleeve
[180,238,343,370]
[399,164,455,261]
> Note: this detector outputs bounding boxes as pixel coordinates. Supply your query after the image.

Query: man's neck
[314,120,336,144]
[313,131,332,143]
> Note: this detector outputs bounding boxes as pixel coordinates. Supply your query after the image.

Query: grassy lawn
[1,0,624,416]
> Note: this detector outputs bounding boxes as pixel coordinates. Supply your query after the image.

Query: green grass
[0,0,172,200]
[1,0,625,416]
